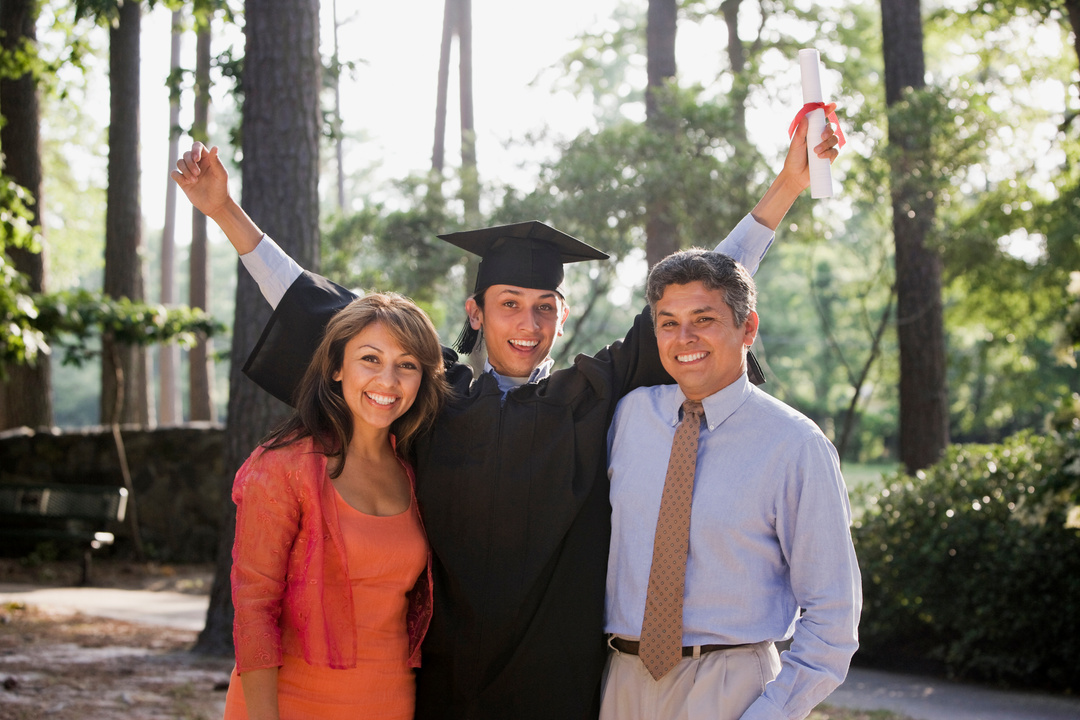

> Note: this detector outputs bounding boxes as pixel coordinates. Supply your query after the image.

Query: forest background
[4,0,1078,464]
[2,0,1080,685]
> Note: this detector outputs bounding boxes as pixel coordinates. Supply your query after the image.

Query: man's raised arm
[717,104,840,276]
[172,142,263,254]
[172,142,302,308]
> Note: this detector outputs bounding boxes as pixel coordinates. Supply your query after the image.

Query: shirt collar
[666,372,753,432]
[483,356,555,394]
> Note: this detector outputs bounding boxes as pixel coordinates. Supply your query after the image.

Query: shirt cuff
[240,234,304,309]
[738,693,788,720]
[715,214,775,277]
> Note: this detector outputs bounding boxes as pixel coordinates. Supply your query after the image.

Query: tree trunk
[102,0,150,427]
[458,0,479,226]
[429,0,480,367]
[189,16,216,422]
[882,0,949,472]
[719,0,755,217]
[720,0,747,143]
[0,0,52,430]
[158,8,184,426]
[331,0,346,211]
[432,0,456,176]
[195,0,321,657]
[1064,0,1080,93]
[450,0,485,374]
[645,0,678,268]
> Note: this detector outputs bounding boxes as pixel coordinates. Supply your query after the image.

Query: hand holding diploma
[791,48,845,199]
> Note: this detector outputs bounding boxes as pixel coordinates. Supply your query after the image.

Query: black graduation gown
[243,271,765,720]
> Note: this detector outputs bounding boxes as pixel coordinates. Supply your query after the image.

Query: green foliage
[0,19,40,82]
[514,81,774,260]
[189,0,239,28]
[321,186,463,335]
[0,260,48,368]
[884,83,994,224]
[1,285,225,376]
[3,171,220,378]
[0,175,39,252]
[1058,272,1080,363]
[920,5,1080,441]
[549,1,646,126]
[32,290,225,364]
[73,0,168,26]
[0,175,47,366]
[753,236,898,461]
[852,418,1080,691]
[0,2,94,97]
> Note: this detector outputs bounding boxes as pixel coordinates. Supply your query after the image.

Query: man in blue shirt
[603,250,861,720]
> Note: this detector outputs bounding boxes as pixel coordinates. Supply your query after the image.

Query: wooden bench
[0,483,129,585]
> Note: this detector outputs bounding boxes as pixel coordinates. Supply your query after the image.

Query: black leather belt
[609,636,748,657]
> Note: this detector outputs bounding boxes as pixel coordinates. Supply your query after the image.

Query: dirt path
[0,603,232,720]
[0,560,229,720]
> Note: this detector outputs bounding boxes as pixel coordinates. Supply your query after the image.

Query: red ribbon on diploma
[788,102,846,148]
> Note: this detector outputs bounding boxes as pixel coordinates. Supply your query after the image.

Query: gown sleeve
[242,271,359,406]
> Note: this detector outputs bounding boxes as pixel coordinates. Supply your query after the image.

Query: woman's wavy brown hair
[263,292,449,476]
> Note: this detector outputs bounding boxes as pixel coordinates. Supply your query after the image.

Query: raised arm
[717,105,840,275]
[750,103,839,231]
[602,111,842,393]
[171,142,264,255]
[173,142,351,404]
[173,141,303,309]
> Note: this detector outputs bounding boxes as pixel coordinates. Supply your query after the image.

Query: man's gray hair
[646,249,757,326]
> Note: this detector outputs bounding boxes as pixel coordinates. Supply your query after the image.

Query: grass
[842,461,898,492]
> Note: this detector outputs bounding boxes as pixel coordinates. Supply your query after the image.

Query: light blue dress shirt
[605,375,862,720]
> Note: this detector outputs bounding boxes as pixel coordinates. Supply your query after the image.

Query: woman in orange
[222,292,450,720]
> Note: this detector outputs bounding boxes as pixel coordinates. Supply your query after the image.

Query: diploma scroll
[798,48,833,199]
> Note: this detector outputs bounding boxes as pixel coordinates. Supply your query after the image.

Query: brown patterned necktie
[638,399,704,681]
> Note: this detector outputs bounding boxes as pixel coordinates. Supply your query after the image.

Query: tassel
[454,321,481,355]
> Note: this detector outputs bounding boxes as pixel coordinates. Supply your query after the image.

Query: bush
[852,425,1080,692]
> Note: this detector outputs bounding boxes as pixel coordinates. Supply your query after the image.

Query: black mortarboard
[439,221,609,354]
[439,221,608,295]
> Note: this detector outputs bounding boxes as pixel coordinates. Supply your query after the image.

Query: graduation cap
[439,221,609,354]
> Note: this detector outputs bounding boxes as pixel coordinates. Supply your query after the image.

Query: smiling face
[332,321,424,433]
[466,284,570,378]
[653,281,759,401]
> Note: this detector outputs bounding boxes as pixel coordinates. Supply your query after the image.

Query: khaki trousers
[599,638,780,720]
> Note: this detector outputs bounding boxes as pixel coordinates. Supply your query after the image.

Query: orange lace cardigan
[230,436,433,673]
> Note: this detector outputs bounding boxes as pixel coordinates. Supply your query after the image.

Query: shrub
[852,425,1080,692]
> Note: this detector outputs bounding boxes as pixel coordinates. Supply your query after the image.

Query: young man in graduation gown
[172,115,839,720]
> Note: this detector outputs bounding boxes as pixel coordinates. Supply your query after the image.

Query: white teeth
[366,392,397,406]
[510,339,539,348]
[677,352,708,363]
